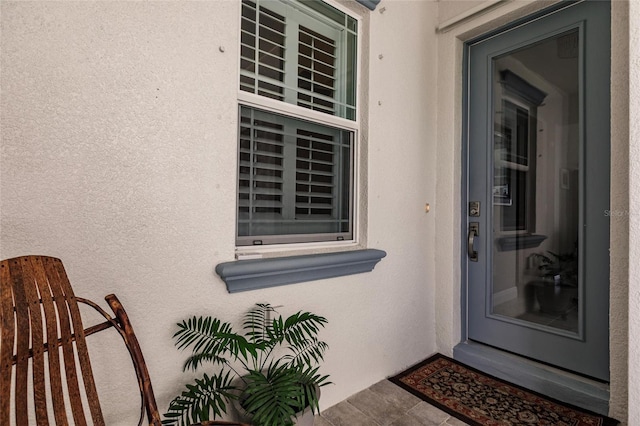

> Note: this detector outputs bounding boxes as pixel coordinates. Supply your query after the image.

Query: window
[494,98,537,232]
[237,0,359,247]
[493,70,545,234]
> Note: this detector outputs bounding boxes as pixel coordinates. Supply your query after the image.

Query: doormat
[389,354,618,426]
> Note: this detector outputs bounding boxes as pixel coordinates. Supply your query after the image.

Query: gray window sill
[215,249,387,293]
[497,234,547,251]
[356,0,381,10]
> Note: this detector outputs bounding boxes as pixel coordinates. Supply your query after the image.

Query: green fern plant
[162,304,330,426]
[534,249,578,286]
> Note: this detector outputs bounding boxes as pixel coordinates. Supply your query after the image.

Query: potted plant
[534,250,578,287]
[162,303,330,426]
[529,249,579,315]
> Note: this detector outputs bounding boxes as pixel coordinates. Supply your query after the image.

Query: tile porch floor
[315,379,470,426]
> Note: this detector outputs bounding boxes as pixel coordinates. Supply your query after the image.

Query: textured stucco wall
[628,1,640,424]
[609,1,630,421]
[2,0,636,424]
[0,0,438,423]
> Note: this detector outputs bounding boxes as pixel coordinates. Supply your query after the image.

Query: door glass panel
[491,29,580,333]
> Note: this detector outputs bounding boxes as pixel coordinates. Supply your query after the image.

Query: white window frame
[236,0,362,253]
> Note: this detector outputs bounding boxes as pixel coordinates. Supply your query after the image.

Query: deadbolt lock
[469,201,480,217]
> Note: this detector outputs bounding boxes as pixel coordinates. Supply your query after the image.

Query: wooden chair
[0,255,249,426]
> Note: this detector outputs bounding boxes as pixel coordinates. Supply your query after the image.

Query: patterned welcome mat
[389,354,618,426]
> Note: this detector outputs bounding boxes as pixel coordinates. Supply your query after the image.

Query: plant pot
[291,406,316,426]
[230,394,317,426]
[229,380,319,426]
[527,280,577,315]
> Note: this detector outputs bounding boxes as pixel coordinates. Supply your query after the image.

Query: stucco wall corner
[609,0,630,422]
[627,1,640,425]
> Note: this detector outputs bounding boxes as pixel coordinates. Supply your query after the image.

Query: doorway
[464,0,611,382]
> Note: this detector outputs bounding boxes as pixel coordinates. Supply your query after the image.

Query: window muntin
[240,0,357,120]
[237,106,353,246]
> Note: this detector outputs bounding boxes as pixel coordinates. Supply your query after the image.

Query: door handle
[468,222,479,262]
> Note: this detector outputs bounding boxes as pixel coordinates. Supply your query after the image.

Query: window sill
[497,234,547,251]
[215,249,387,293]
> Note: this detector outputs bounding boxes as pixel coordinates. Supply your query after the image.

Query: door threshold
[453,341,610,416]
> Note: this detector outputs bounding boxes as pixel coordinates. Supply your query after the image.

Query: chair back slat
[30,256,67,425]
[1,255,163,426]
[19,258,48,425]
[43,257,92,426]
[50,258,105,426]
[9,259,30,425]
[0,256,105,426]
[0,260,15,424]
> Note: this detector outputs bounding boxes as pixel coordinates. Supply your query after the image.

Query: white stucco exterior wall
[610,1,630,420]
[1,0,636,424]
[628,1,640,424]
[0,0,438,423]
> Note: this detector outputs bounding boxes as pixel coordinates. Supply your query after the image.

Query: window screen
[238,106,353,245]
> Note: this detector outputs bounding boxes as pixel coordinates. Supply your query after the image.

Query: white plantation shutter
[240,0,286,101]
[295,128,350,226]
[238,107,352,245]
[238,109,285,221]
[297,26,337,115]
[240,0,356,120]
[295,129,335,217]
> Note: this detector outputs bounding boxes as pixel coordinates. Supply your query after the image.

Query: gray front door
[465,0,610,381]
